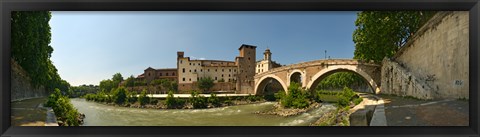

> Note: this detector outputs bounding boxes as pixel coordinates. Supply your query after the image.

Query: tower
[264,48,271,61]
[236,44,257,94]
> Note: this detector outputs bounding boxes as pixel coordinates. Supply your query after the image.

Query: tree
[11,11,71,92]
[124,75,136,87]
[11,11,52,88]
[353,11,436,63]
[197,77,214,92]
[99,79,114,93]
[112,73,123,87]
[112,87,127,105]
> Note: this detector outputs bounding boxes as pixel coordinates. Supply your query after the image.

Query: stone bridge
[253,59,381,95]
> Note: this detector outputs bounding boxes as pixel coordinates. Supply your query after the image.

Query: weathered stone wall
[11,59,47,101]
[382,11,469,99]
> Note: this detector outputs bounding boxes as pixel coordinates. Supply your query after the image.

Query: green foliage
[68,84,99,98]
[197,77,214,92]
[189,91,207,108]
[316,87,360,108]
[138,90,150,106]
[45,88,81,126]
[353,97,363,105]
[207,93,221,107]
[112,87,127,105]
[99,73,124,93]
[165,91,182,108]
[353,11,437,63]
[246,94,262,102]
[124,75,136,87]
[278,82,311,109]
[317,72,365,90]
[11,11,71,92]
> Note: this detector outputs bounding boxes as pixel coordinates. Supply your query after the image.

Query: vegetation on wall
[11,11,70,93]
[353,11,437,63]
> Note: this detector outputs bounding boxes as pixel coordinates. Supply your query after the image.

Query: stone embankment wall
[11,59,48,101]
[381,11,469,99]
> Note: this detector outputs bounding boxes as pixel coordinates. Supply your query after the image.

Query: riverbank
[254,102,322,117]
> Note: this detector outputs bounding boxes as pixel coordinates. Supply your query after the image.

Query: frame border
[1,0,479,137]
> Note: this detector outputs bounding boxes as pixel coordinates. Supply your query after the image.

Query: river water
[70,98,336,126]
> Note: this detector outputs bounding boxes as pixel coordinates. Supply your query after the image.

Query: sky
[49,11,358,86]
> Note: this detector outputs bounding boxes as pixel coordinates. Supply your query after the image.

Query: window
[208,69,210,72]
[201,69,203,72]
[228,74,231,77]
[190,63,191,65]
[248,57,250,60]
[148,73,150,76]
[215,69,217,72]
[182,68,185,73]
[166,73,169,76]
[229,69,231,72]
[183,78,185,81]
[160,73,162,76]
[197,77,199,81]
[193,63,195,66]
[194,69,196,72]
[189,70,191,72]
[189,78,191,81]
[222,74,224,77]
[262,64,263,67]
[180,60,183,64]
[215,77,217,80]
[198,63,200,65]
[173,72,175,76]
[228,79,230,82]
[234,69,236,72]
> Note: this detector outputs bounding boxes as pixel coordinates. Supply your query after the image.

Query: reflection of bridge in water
[253,59,381,95]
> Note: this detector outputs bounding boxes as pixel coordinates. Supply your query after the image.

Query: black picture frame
[1,0,479,137]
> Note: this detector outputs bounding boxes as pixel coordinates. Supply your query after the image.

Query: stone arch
[254,74,288,95]
[306,65,380,94]
[287,69,306,88]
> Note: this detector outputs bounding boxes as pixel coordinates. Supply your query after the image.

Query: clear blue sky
[49,11,358,86]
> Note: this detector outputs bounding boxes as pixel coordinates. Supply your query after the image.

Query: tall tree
[11,11,70,92]
[197,77,214,92]
[353,11,436,63]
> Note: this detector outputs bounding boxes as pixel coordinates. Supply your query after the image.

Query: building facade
[256,48,282,74]
[177,44,257,94]
[136,67,178,83]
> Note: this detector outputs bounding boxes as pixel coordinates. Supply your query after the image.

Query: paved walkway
[11,98,48,126]
[350,93,387,126]
[377,94,469,126]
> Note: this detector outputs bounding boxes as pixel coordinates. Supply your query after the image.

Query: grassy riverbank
[83,87,265,109]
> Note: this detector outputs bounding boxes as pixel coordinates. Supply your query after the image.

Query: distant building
[177,44,257,94]
[256,48,281,74]
[136,67,177,83]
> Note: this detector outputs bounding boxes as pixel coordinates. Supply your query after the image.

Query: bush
[189,91,207,108]
[165,91,180,108]
[278,83,311,109]
[112,87,127,105]
[45,88,81,126]
[138,90,150,106]
[353,97,363,105]
[208,93,221,107]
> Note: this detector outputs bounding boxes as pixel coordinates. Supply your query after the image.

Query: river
[70,98,336,126]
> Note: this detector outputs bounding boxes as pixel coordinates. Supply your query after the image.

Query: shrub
[138,90,150,106]
[189,91,207,108]
[112,87,127,105]
[208,93,221,107]
[353,97,363,105]
[165,91,179,108]
[197,77,214,92]
[278,83,311,109]
[45,88,81,126]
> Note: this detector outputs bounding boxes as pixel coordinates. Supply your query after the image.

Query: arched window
[182,68,185,73]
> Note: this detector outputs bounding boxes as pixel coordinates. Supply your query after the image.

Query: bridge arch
[254,74,288,95]
[306,65,380,94]
[287,69,306,88]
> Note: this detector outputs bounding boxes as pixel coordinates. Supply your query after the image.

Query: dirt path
[11,98,47,126]
[377,94,469,126]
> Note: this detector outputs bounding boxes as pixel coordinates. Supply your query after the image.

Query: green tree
[11,11,52,88]
[197,77,214,92]
[99,79,114,93]
[124,75,136,87]
[112,87,127,104]
[353,11,436,63]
